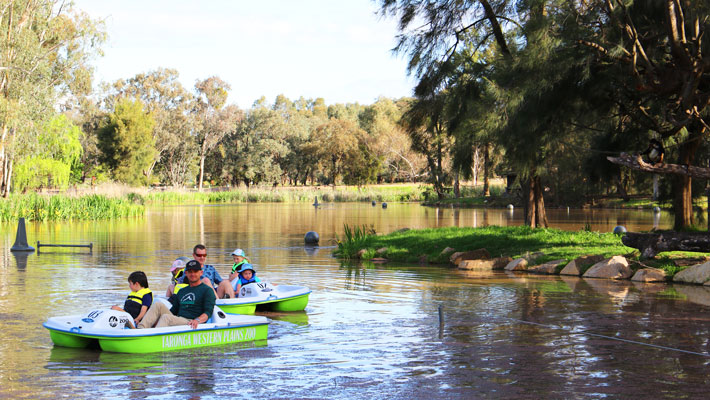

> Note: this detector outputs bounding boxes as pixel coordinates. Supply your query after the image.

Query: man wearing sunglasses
[176,244,235,299]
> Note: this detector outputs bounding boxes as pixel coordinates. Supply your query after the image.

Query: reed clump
[144,185,424,205]
[335,224,377,259]
[0,193,145,222]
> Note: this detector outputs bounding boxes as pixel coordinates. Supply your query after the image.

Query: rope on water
[508,317,710,357]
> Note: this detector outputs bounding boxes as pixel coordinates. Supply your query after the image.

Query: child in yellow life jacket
[111,271,153,327]
[166,258,188,296]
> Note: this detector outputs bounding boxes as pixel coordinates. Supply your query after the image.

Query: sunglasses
[194,253,207,257]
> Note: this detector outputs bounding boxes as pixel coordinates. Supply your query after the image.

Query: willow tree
[0,1,104,196]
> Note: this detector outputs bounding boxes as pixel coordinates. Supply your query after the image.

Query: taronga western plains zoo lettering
[161,327,257,349]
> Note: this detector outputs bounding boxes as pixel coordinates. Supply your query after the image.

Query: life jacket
[238,273,257,286]
[173,283,188,294]
[172,268,185,284]
[123,288,153,319]
[231,259,250,274]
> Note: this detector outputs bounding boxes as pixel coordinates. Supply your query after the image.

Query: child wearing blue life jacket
[112,271,153,327]
[231,263,261,295]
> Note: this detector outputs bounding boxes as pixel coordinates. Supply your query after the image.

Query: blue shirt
[177,264,223,288]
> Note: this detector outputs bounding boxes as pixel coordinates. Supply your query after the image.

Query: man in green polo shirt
[138,260,216,329]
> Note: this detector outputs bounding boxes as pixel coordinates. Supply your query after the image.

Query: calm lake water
[2,203,709,399]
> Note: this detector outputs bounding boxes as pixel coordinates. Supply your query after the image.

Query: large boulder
[560,255,605,276]
[458,257,510,271]
[528,259,566,274]
[673,261,710,284]
[583,256,633,279]
[504,258,528,271]
[450,249,491,266]
[631,268,667,282]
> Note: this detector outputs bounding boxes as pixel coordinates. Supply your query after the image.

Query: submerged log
[622,231,710,259]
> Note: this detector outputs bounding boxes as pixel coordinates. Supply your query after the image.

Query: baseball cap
[170,259,185,272]
[185,260,202,271]
[231,248,246,257]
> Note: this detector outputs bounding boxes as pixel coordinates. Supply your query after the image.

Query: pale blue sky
[73,0,415,109]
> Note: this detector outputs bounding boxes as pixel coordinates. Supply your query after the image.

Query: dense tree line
[379,0,710,229]
[4,0,710,231]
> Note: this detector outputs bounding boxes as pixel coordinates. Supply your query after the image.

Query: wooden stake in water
[438,304,444,339]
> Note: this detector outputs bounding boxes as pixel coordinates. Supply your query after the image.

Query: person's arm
[135,305,148,323]
[189,286,216,329]
[212,267,223,284]
[111,305,125,312]
[166,283,175,297]
[135,293,152,323]
[229,270,239,281]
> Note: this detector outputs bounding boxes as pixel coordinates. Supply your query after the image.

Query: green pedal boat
[44,306,269,353]
[216,282,311,314]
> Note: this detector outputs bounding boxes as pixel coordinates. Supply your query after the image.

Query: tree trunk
[454,170,460,198]
[523,175,548,228]
[653,174,659,201]
[472,146,479,185]
[673,136,701,230]
[534,175,548,227]
[524,176,535,227]
[3,159,12,197]
[198,155,206,192]
[616,170,629,201]
[483,143,490,196]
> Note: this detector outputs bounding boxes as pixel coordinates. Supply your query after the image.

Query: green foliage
[0,1,105,196]
[13,157,71,192]
[97,98,156,185]
[0,193,144,222]
[13,115,84,192]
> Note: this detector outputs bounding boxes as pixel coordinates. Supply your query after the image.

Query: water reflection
[0,203,704,399]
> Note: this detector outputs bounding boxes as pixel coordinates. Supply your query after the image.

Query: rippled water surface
[2,203,709,399]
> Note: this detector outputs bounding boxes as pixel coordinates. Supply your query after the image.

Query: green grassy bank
[0,193,145,222]
[334,225,694,276]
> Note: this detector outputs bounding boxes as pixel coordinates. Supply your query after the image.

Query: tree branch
[607,152,710,179]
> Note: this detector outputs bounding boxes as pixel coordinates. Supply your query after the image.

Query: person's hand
[188,319,200,329]
[111,305,121,311]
